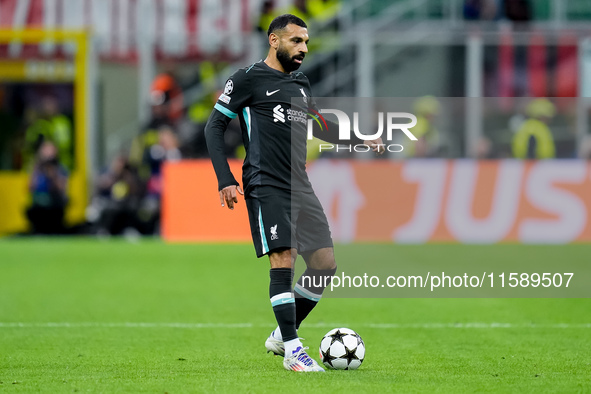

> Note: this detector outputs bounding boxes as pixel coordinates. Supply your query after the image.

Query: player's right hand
[219,185,244,210]
[364,137,386,155]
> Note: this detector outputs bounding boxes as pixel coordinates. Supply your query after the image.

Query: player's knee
[268,247,296,269]
[319,259,337,271]
[308,257,336,271]
[304,247,336,270]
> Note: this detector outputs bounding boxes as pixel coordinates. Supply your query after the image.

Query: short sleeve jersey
[214,60,316,195]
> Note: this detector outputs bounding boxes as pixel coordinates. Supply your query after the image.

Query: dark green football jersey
[214,60,315,195]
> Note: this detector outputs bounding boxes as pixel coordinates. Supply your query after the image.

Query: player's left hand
[364,138,385,155]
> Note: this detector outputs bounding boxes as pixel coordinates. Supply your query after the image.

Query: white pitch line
[0,322,256,328]
[0,322,589,329]
[366,323,591,329]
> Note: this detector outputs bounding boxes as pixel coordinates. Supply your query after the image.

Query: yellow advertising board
[0,30,89,235]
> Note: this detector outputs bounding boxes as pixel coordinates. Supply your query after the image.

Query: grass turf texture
[0,238,589,393]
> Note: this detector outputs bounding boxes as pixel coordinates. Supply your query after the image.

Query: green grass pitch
[0,238,590,393]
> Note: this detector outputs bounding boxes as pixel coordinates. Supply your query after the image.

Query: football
[319,328,365,370]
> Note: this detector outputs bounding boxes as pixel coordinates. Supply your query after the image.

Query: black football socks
[269,268,298,342]
[294,267,337,329]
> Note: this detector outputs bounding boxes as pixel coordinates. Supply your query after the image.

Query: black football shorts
[245,185,333,258]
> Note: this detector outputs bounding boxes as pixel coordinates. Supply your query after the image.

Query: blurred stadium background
[2,2,591,391]
[0,0,591,240]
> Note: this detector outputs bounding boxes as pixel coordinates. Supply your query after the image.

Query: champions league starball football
[319,328,365,370]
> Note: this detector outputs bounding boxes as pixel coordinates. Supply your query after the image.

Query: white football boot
[264,330,285,356]
[283,346,325,372]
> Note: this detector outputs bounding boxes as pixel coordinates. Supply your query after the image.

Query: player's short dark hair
[267,14,307,37]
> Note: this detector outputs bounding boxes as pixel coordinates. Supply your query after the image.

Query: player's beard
[276,44,304,73]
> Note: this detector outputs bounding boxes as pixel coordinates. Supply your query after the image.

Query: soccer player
[205,14,384,372]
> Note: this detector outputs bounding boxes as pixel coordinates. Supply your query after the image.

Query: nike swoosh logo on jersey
[266,89,280,96]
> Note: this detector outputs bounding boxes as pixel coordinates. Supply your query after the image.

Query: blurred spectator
[258,0,341,34]
[187,62,222,157]
[149,72,184,127]
[187,62,217,126]
[24,95,73,171]
[408,96,442,158]
[258,0,278,32]
[130,72,183,178]
[463,0,498,20]
[503,0,532,22]
[512,99,556,159]
[91,155,144,236]
[464,0,482,20]
[139,125,183,234]
[306,137,324,162]
[92,126,184,237]
[95,155,128,199]
[308,0,341,22]
[284,0,311,21]
[26,141,68,234]
[146,125,182,197]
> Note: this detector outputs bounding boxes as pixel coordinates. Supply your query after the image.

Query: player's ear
[269,32,279,49]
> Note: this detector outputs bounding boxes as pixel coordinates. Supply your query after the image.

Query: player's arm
[205,70,251,209]
[309,117,359,144]
[306,80,384,154]
[309,114,385,155]
[204,110,243,209]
